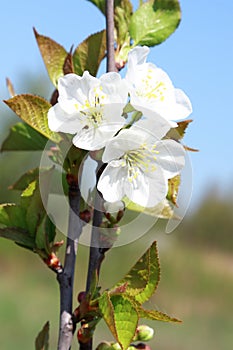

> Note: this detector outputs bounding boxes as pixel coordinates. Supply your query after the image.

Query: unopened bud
[96,342,122,350]
[133,325,154,342]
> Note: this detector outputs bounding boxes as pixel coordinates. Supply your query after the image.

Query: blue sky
[1,0,233,208]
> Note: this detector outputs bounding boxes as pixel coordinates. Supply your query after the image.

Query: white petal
[48,104,83,133]
[58,72,99,113]
[73,123,123,151]
[100,72,128,103]
[128,46,150,67]
[156,139,186,178]
[174,88,193,119]
[131,115,172,141]
[97,164,127,202]
[124,167,168,207]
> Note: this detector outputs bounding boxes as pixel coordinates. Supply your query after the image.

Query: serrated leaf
[4,94,61,143]
[0,122,48,152]
[138,307,181,323]
[166,119,193,141]
[113,241,160,304]
[98,292,118,341]
[129,0,181,46]
[99,292,138,350]
[34,28,67,87]
[167,175,180,205]
[35,321,49,350]
[73,30,106,77]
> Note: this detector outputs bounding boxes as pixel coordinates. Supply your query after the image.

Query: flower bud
[133,325,154,342]
[96,342,122,350]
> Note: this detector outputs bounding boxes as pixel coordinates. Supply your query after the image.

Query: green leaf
[129,0,181,46]
[22,168,54,236]
[113,241,160,304]
[0,204,27,230]
[73,30,106,77]
[35,321,49,350]
[0,169,56,253]
[138,307,181,323]
[0,204,36,248]
[10,168,40,191]
[0,227,36,249]
[99,292,138,350]
[34,28,67,87]
[0,122,48,152]
[4,94,61,143]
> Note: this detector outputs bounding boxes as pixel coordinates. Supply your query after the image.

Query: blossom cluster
[48,46,192,208]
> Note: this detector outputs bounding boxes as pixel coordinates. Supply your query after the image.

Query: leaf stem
[57,176,82,350]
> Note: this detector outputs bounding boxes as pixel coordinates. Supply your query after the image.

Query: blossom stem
[57,176,82,350]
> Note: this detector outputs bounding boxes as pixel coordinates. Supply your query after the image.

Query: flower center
[123,143,159,185]
[76,86,107,128]
[136,69,167,102]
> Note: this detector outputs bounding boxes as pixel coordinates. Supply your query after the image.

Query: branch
[57,175,82,350]
[106,0,117,72]
[85,191,105,293]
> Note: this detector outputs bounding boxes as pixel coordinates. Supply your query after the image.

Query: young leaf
[4,94,61,143]
[0,122,48,152]
[73,30,106,77]
[34,28,67,87]
[35,321,50,350]
[98,292,138,350]
[165,119,193,141]
[129,0,181,46]
[113,241,160,304]
[138,307,181,323]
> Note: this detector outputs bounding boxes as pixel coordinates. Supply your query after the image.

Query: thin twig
[57,177,82,350]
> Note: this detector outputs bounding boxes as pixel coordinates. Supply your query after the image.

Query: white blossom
[97,119,185,207]
[125,46,192,126]
[48,71,128,150]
